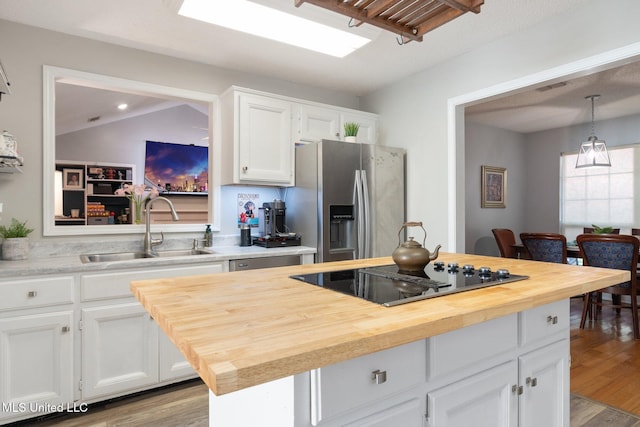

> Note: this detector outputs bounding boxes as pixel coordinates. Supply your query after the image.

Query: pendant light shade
[576,95,611,168]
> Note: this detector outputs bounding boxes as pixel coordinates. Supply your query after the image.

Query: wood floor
[9,297,640,426]
[570,297,640,416]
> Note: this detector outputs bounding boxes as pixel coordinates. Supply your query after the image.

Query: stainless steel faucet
[143,196,180,256]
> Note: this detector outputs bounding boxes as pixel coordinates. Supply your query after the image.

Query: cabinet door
[343,398,423,427]
[518,340,569,427]
[340,112,377,145]
[81,303,158,400]
[0,311,73,423]
[295,104,341,143]
[427,361,518,427]
[238,93,293,185]
[159,330,195,382]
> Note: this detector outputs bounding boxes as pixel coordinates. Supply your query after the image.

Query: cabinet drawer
[81,262,224,301]
[0,276,74,311]
[310,339,426,425]
[427,314,517,381]
[519,299,569,346]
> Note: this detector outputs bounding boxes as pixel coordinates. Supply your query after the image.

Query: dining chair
[520,233,567,264]
[492,228,517,258]
[583,227,620,234]
[577,233,640,340]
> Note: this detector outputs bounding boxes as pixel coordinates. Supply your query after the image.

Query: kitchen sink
[79,249,215,263]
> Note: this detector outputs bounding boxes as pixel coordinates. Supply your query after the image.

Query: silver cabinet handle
[371,369,387,384]
[242,166,248,173]
[27,291,37,297]
[547,315,558,324]
[61,326,70,333]
[526,377,538,387]
[512,384,523,395]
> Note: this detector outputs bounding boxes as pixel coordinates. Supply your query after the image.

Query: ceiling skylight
[178,0,371,58]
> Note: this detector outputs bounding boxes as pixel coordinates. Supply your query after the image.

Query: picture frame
[481,165,506,208]
[63,168,83,189]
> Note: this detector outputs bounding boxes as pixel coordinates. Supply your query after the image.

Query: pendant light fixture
[575,95,611,168]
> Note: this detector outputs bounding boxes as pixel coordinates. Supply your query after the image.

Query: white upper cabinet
[295,104,341,144]
[222,89,294,186]
[294,103,378,145]
[222,87,379,186]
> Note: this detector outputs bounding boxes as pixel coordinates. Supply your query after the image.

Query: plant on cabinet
[0,218,34,260]
[344,122,360,143]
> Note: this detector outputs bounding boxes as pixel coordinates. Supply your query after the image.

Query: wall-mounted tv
[144,140,208,193]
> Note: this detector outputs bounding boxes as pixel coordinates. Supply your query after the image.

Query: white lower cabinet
[81,303,158,400]
[0,311,74,423]
[79,262,224,402]
[428,361,518,427]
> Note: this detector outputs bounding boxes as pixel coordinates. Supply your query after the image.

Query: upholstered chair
[520,233,567,264]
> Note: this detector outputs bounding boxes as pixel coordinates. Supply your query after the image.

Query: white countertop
[0,244,316,278]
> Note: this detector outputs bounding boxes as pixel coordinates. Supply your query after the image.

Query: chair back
[520,233,567,263]
[583,227,620,234]
[492,228,516,258]
[576,233,638,290]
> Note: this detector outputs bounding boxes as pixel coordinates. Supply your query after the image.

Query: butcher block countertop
[130,252,629,396]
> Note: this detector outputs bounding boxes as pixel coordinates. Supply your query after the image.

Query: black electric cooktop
[290,262,529,307]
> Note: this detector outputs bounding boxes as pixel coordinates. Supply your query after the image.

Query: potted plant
[591,224,614,234]
[343,122,360,143]
[0,218,34,260]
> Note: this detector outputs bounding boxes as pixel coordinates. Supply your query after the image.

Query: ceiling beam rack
[295,0,484,43]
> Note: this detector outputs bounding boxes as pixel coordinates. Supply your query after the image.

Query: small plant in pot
[343,122,360,143]
[0,218,34,260]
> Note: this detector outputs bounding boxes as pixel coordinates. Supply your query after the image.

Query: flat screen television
[144,140,208,193]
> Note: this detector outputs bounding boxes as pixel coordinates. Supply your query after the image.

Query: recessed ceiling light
[117,103,128,110]
[178,0,371,58]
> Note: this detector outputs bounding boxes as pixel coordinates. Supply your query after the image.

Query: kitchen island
[131,253,629,426]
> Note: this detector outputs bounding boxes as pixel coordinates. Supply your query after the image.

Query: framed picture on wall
[481,165,506,208]
[63,168,83,189]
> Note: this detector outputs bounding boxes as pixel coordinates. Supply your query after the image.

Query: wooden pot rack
[295,0,484,44]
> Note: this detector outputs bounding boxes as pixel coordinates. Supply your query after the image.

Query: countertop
[130,252,629,396]
[0,244,316,278]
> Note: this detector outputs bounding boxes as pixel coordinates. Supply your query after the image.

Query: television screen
[144,140,208,193]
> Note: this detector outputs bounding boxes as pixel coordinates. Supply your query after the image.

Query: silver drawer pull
[27,291,37,298]
[61,326,70,333]
[371,369,387,384]
[547,315,558,325]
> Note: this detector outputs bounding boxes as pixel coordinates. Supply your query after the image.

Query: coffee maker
[253,199,301,247]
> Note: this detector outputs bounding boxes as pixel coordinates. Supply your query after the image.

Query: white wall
[362,0,640,252]
[0,19,362,242]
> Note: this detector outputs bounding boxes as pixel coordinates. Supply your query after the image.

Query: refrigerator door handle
[354,170,365,259]
[360,169,371,259]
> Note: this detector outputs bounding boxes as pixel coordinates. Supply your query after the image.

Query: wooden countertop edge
[130,255,630,396]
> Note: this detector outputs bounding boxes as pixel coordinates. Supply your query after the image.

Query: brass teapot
[392,222,441,272]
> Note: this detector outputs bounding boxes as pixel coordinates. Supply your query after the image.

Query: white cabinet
[80,262,224,401]
[222,89,294,186]
[340,111,378,145]
[518,340,569,427]
[0,276,74,424]
[294,104,378,145]
[81,303,158,400]
[295,104,341,143]
[428,361,518,427]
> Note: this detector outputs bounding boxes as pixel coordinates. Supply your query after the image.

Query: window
[560,146,636,242]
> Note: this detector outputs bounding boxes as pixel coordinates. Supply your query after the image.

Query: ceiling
[2,0,640,134]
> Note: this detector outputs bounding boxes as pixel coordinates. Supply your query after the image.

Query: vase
[134,200,144,224]
[2,237,29,260]
[344,136,357,143]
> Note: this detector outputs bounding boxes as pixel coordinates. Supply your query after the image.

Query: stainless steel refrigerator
[287,139,406,262]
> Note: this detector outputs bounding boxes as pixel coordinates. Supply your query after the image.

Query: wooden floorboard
[8,297,640,426]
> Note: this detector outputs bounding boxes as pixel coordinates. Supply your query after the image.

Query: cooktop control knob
[462,264,475,273]
[434,261,445,271]
[496,269,510,279]
[447,262,459,273]
[478,266,492,276]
